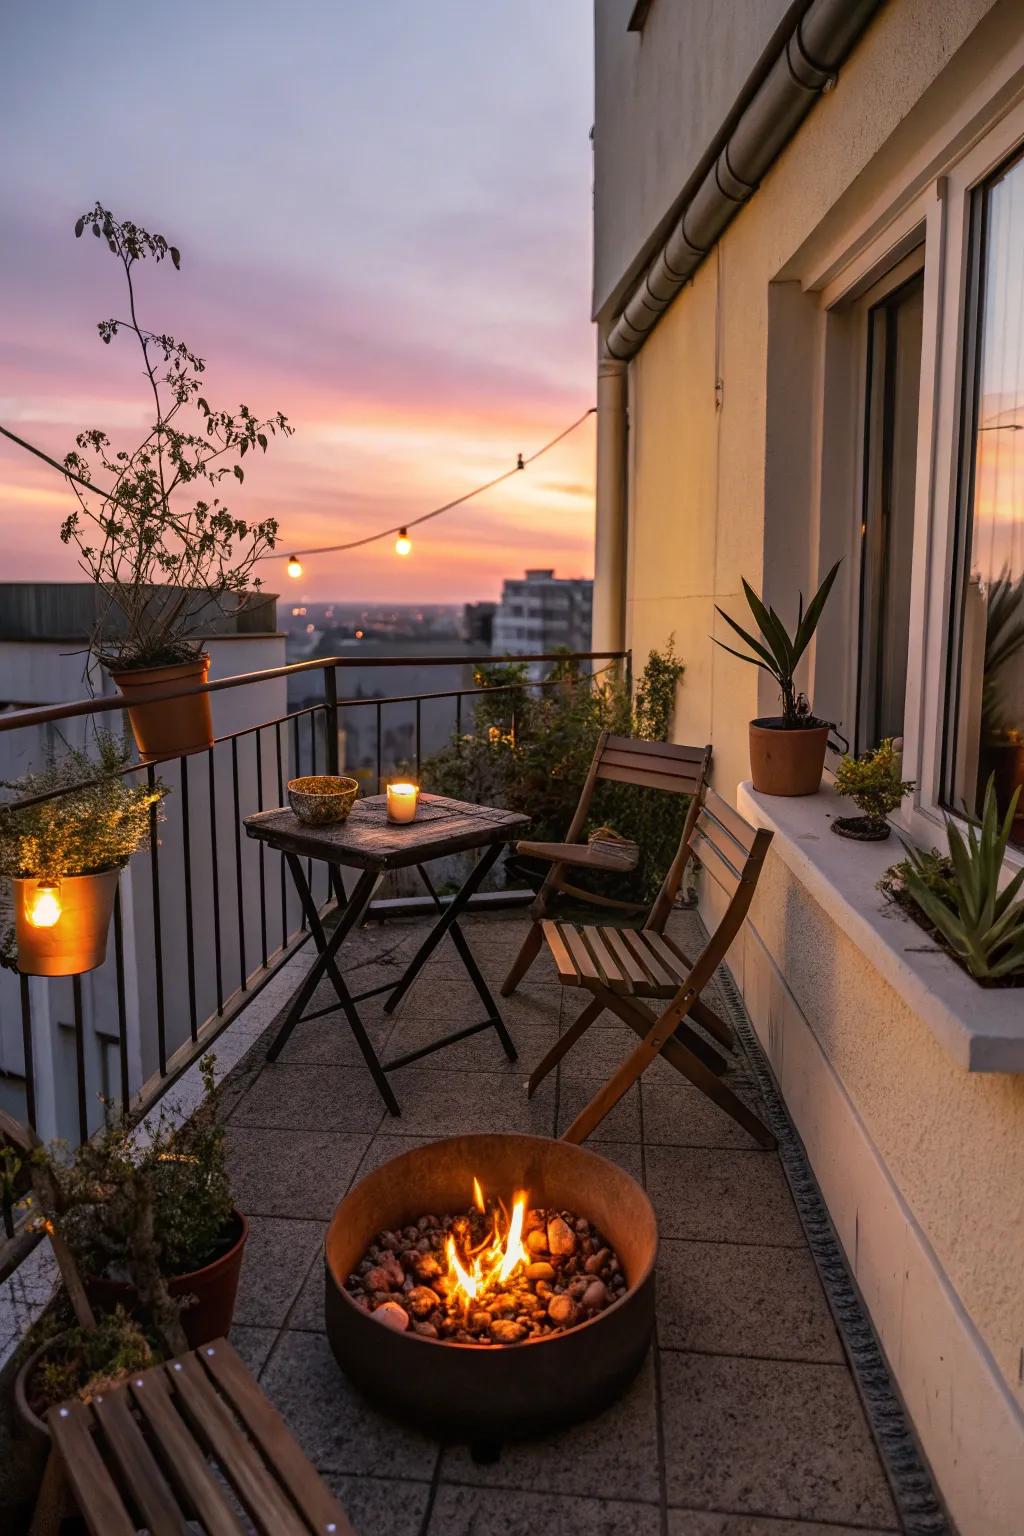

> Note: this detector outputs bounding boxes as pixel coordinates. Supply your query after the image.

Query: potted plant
[878,776,1024,984]
[0,734,166,976]
[27,1057,248,1350]
[15,1307,158,1447]
[714,561,841,796]
[832,739,915,840]
[55,204,292,759]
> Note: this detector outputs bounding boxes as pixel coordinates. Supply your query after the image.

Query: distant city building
[492,570,593,658]
[462,601,497,647]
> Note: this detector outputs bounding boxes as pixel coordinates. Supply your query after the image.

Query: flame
[445,1179,529,1310]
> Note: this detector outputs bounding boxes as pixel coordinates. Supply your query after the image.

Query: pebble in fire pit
[345,1182,627,1346]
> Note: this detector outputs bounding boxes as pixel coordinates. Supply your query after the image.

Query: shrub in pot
[15,1307,157,1445]
[0,734,166,976]
[714,562,841,796]
[53,204,292,759]
[832,739,915,841]
[29,1056,246,1349]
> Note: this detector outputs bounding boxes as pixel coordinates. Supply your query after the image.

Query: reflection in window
[950,147,1024,849]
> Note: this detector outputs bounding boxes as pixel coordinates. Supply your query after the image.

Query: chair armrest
[514,840,633,871]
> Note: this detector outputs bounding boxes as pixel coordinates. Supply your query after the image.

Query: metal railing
[0,649,627,1173]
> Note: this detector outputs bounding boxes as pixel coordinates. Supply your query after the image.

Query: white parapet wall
[698,782,1024,1536]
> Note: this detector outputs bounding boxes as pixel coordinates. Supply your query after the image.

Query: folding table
[243,793,530,1114]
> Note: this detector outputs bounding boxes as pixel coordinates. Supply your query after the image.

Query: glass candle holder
[386,782,419,823]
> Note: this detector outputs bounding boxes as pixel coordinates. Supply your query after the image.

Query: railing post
[324,664,340,775]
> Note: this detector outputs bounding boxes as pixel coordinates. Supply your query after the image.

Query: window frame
[812,87,1024,867]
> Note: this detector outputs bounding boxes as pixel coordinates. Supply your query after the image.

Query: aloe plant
[714,561,841,726]
[900,776,1024,980]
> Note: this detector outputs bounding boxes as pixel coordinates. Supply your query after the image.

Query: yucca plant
[900,776,1024,980]
[714,561,841,726]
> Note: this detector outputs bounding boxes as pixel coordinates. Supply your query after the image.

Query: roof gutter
[605,0,884,361]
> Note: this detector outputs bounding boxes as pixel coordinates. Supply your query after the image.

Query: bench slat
[168,1353,309,1536]
[47,1399,137,1536]
[595,762,695,794]
[562,924,602,984]
[202,1339,355,1536]
[131,1367,246,1536]
[581,925,628,991]
[93,1389,190,1536]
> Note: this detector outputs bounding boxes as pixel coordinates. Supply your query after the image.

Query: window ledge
[737,781,1024,1073]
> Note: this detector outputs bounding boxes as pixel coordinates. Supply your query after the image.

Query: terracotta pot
[109,654,214,761]
[14,1338,60,1448]
[749,717,829,796]
[86,1210,249,1349]
[13,868,120,977]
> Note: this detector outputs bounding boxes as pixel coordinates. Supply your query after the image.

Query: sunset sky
[1,1,595,603]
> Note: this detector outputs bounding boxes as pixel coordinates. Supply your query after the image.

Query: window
[858,267,925,750]
[947,146,1024,849]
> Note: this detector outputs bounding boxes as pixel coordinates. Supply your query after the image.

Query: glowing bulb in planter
[394,528,412,557]
[27,881,62,929]
[287,554,303,579]
[386,782,419,823]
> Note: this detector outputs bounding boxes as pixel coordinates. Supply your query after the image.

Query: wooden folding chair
[532,785,776,1149]
[500,733,712,996]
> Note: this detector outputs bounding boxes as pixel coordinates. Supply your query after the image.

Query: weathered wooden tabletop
[243,793,530,871]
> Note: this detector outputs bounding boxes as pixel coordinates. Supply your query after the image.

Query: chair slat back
[595,734,706,795]
[657,796,773,1031]
[644,743,713,934]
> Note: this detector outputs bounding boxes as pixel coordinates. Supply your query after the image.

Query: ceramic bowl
[287,774,359,826]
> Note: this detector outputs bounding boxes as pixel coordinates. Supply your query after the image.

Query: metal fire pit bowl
[324,1132,657,1442]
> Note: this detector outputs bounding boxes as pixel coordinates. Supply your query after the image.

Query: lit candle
[386,782,419,823]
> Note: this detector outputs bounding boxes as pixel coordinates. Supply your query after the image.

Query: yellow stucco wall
[617,0,1024,1510]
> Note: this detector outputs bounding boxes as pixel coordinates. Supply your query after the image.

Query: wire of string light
[277,406,596,576]
[0,406,596,577]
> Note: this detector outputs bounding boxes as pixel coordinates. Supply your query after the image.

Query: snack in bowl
[287,774,359,826]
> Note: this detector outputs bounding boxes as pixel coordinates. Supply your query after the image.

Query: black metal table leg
[383,841,505,1015]
[413,861,517,1064]
[267,859,400,1116]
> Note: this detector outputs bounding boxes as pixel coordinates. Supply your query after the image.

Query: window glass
[949,147,1024,848]
[858,272,924,749]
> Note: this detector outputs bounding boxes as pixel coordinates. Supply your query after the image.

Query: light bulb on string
[395,528,412,557]
[287,555,303,579]
[27,881,62,929]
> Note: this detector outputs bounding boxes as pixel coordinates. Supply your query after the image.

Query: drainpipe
[606,0,882,360]
[591,349,628,655]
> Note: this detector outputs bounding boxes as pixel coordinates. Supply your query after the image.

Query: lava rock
[547,1215,577,1257]
[547,1293,575,1326]
[490,1318,527,1345]
[582,1279,609,1311]
[372,1301,410,1332]
[406,1285,441,1319]
[525,1261,555,1282]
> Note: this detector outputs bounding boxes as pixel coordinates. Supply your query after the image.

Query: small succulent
[898,777,1024,980]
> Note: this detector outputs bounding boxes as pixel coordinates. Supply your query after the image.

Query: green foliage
[33,1056,234,1294]
[833,739,914,826]
[423,643,687,903]
[60,204,293,669]
[880,777,1024,981]
[28,1308,156,1416]
[714,562,841,727]
[0,733,165,883]
[981,568,1024,739]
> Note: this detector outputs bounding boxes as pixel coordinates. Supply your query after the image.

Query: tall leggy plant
[59,204,292,671]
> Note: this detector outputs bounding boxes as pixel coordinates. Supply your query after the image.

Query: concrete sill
[738,780,1024,1073]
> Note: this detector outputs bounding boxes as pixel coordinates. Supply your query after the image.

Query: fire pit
[324,1133,657,1441]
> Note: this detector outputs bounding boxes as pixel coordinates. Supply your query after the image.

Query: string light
[27,881,62,929]
[268,407,595,574]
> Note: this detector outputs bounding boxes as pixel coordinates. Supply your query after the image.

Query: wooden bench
[34,1336,356,1536]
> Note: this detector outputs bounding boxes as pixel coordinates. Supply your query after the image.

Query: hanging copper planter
[109,654,214,762]
[13,869,121,977]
